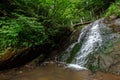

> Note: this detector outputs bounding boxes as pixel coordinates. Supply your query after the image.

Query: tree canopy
[0,0,116,53]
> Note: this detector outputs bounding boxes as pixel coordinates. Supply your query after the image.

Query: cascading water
[60,19,116,70]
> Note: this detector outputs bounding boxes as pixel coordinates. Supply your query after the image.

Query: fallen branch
[73,21,92,29]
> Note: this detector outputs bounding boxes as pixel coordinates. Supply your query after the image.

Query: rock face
[98,42,120,75]
[107,43,120,75]
[0,47,40,70]
[86,39,120,75]
[0,43,53,70]
[88,16,120,75]
[104,15,120,32]
[101,16,120,75]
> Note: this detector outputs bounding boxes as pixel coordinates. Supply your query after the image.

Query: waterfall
[60,19,116,70]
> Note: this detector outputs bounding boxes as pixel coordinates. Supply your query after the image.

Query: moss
[105,1,120,17]
[100,38,120,55]
[66,39,84,63]
[88,64,98,72]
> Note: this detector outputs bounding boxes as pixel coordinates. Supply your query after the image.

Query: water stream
[60,19,116,70]
[0,19,119,80]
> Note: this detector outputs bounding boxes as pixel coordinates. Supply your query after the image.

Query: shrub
[0,16,47,52]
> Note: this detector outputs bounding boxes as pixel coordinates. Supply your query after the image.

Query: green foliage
[66,41,83,63]
[0,16,47,52]
[69,0,114,22]
[88,64,98,72]
[87,52,100,72]
[0,0,115,54]
[105,0,120,17]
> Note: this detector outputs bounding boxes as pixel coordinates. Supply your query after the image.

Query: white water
[74,20,102,66]
[61,19,116,70]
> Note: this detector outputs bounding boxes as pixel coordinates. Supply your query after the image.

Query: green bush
[0,0,115,54]
[0,16,47,52]
[105,0,120,17]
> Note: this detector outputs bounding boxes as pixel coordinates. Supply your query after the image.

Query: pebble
[19,71,23,74]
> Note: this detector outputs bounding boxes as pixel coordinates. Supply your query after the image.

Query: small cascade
[60,19,116,70]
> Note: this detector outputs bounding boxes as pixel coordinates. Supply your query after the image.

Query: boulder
[0,43,52,70]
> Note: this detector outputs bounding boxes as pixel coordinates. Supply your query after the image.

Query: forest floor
[0,62,120,80]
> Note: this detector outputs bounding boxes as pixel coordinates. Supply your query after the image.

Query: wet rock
[109,14,118,20]
[99,54,113,71]
[87,40,120,75]
[104,16,120,32]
